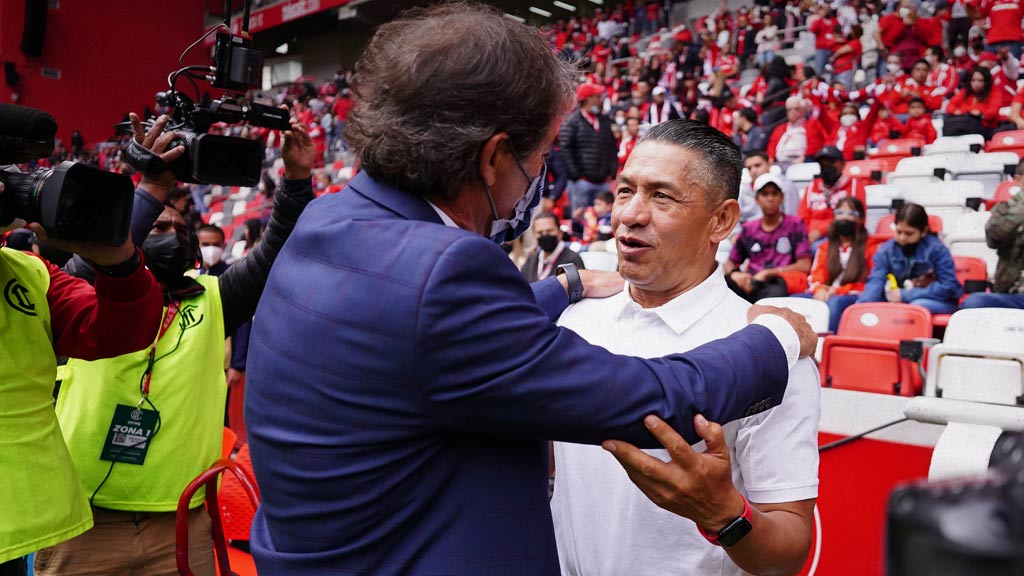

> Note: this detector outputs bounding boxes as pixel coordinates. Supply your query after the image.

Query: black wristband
[557,263,584,305]
[91,249,142,278]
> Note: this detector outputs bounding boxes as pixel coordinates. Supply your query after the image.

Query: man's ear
[478,132,509,188]
[710,199,740,243]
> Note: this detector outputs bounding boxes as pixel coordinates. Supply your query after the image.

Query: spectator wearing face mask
[197,224,228,276]
[822,99,882,161]
[520,212,585,283]
[798,146,873,247]
[32,113,316,576]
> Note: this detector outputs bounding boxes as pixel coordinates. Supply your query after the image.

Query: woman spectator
[945,66,1002,137]
[762,56,794,127]
[802,197,881,332]
[857,203,963,314]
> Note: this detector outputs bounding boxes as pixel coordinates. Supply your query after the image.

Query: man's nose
[617,195,650,227]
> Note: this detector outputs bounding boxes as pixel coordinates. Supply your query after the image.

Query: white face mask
[899,7,911,18]
[887,62,902,74]
[954,46,967,58]
[840,114,858,127]
[200,245,223,267]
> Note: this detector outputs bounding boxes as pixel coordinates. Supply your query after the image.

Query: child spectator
[581,190,614,244]
[726,173,813,302]
[857,203,962,314]
[898,97,938,143]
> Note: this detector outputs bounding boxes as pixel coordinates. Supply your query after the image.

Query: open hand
[129,113,185,199]
[282,119,316,180]
[603,414,745,533]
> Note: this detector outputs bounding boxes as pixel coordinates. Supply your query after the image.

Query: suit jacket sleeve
[415,235,789,448]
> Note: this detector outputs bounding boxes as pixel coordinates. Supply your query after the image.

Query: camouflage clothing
[987,192,1024,294]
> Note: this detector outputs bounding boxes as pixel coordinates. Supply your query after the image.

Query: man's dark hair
[640,119,742,204]
[744,149,770,163]
[595,190,614,204]
[197,224,225,243]
[908,97,925,107]
[737,107,758,124]
[533,211,559,227]
[345,2,576,199]
[927,45,945,60]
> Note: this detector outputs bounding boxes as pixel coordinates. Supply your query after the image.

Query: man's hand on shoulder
[748,304,817,358]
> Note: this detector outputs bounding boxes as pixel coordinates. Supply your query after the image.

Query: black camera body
[0,103,134,245]
[120,30,290,188]
[887,432,1024,575]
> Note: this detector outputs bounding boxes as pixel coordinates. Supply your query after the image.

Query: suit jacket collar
[347,171,444,226]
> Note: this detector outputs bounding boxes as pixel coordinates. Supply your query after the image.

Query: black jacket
[559,111,618,183]
[519,245,586,283]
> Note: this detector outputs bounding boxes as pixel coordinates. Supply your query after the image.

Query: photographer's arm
[218,120,315,336]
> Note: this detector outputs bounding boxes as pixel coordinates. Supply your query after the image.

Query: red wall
[0,0,207,150]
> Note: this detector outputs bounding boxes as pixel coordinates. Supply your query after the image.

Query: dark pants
[726,275,789,303]
[948,18,970,53]
[0,558,27,576]
[961,292,1024,309]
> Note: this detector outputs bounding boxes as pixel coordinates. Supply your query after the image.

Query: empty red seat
[820,303,933,396]
[870,138,925,159]
[844,159,889,182]
[984,180,1021,210]
[985,130,1024,159]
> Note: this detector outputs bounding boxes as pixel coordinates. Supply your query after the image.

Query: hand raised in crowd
[281,118,316,180]
[885,286,902,303]
[129,112,185,202]
[603,414,744,533]
[747,304,817,358]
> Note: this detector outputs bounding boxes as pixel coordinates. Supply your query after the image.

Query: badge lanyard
[139,301,180,402]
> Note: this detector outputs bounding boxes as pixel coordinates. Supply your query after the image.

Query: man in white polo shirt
[551,119,820,576]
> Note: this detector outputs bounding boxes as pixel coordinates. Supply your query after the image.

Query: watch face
[718,517,753,548]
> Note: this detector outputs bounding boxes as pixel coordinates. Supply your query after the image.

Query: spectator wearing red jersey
[924,45,960,104]
[1007,82,1024,128]
[810,5,840,77]
[977,50,1018,108]
[798,146,874,245]
[830,24,864,89]
[978,0,1024,58]
[946,66,1003,136]
[768,96,827,170]
[898,97,939,144]
[822,99,882,161]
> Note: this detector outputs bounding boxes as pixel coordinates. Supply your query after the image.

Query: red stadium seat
[983,180,1021,210]
[985,129,1024,159]
[869,138,925,160]
[873,214,943,238]
[176,457,260,576]
[933,256,989,327]
[221,427,238,459]
[844,159,889,182]
[820,303,933,396]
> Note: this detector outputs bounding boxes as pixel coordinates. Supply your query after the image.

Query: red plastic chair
[869,138,925,159]
[932,256,989,328]
[820,303,933,396]
[983,180,1021,210]
[221,427,238,460]
[844,159,889,182]
[176,458,260,576]
[985,129,1024,159]
[873,214,943,238]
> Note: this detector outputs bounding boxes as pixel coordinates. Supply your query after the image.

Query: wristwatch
[698,495,754,548]
[557,263,584,305]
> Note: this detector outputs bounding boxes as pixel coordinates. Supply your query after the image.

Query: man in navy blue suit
[245,4,817,575]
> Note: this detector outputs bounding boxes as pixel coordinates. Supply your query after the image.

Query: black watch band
[91,249,142,278]
[557,263,584,305]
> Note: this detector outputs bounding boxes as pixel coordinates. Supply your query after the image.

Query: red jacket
[899,114,938,144]
[768,118,827,162]
[979,0,1024,43]
[798,176,873,239]
[946,88,1003,127]
[808,237,884,294]
[810,16,839,50]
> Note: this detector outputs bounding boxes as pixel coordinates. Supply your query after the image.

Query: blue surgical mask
[486,146,546,245]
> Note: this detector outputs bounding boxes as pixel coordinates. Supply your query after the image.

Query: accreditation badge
[100,404,158,465]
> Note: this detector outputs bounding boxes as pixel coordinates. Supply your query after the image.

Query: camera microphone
[0,103,58,164]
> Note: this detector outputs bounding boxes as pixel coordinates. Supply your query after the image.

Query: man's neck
[628,260,718,309]
[760,213,783,230]
[431,186,492,235]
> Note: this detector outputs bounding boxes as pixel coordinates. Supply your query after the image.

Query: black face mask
[142,228,196,285]
[537,235,560,253]
[832,218,857,237]
[820,164,841,187]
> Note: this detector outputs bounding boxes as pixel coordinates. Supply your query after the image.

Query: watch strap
[557,263,584,304]
[698,495,753,548]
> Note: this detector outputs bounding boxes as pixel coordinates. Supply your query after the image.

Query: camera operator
[31,112,315,576]
[0,192,162,575]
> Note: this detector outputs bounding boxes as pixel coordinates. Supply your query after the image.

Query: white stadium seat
[756,297,830,361]
[925,309,1024,406]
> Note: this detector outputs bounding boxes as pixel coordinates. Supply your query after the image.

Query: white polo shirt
[551,267,820,576]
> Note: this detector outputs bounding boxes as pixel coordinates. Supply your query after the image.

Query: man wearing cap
[560,83,618,215]
[798,145,872,246]
[645,86,684,126]
[727,173,813,302]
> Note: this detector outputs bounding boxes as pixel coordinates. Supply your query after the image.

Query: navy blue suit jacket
[245,172,790,575]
